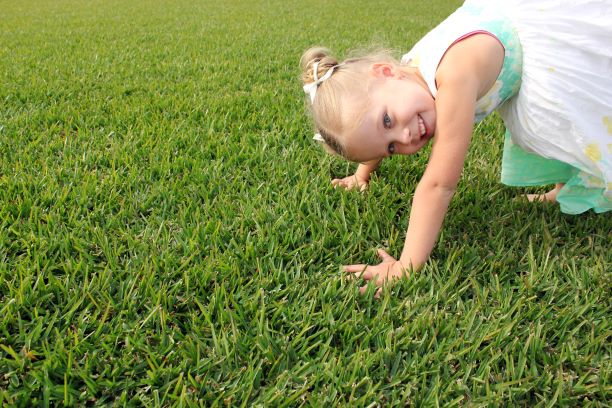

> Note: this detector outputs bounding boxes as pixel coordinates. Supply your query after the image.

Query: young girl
[300,0,611,294]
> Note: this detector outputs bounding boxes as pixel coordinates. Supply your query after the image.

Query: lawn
[0,0,610,405]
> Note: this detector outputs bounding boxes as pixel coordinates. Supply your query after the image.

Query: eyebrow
[375,107,384,132]
[348,107,386,162]
[375,107,391,157]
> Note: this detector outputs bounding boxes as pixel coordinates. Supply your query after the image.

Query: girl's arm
[399,34,504,270]
[332,158,382,190]
[345,34,504,292]
[399,79,478,269]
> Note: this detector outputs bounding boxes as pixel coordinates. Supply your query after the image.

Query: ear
[370,63,396,78]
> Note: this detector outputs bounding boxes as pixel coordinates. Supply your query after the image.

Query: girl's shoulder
[401,2,512,98]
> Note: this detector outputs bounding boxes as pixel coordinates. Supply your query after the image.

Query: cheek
[415,136,432,152]
[397,137,430,155]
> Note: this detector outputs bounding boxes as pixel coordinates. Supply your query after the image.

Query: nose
[398,126,412,145]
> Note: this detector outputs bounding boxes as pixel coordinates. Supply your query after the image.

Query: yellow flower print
[403,54,420,68]
[477,80,502,114]
[584,144,601,162]
[583,174,603,188]
[604,116,612,135]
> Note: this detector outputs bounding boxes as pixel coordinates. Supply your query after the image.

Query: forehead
[339,78,389,133]
[339,95,367,135]
[342,103,384,162]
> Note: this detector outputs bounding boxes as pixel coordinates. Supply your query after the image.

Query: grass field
[1,0,610,405]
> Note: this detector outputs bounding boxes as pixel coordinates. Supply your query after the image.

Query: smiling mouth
[418,114,426,138]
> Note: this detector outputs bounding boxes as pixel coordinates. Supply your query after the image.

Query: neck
[402,66,431,97]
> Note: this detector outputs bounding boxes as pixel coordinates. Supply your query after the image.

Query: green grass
[0,0,610,405]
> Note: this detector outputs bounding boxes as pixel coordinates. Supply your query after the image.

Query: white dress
[402,0,612,214]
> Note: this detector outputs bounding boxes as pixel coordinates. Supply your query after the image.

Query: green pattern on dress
[459,3,523,122]
[463,3,610,213]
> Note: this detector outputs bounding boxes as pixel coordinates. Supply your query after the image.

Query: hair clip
[303,61,343,104]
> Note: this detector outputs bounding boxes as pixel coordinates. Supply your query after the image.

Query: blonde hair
[300,46,399,159]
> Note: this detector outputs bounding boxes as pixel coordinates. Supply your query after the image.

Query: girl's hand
[331,173,369,191]
[344,249,407,297]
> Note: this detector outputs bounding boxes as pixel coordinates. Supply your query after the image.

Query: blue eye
[383,113,392,129]
[388,143,395,155]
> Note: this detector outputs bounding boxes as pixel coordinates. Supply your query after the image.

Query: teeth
[418,115,426,137]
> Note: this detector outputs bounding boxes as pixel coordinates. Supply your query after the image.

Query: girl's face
[342,64,436,162]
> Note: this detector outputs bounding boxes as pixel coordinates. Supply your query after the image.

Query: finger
[343,266,364,281]
[376,248,395,262]
[344,264,373,280]
[336,180,350,189]
[359,284,383,298]
[375,274,394,286]
[374,287,383,299]
[343,264,367,273]
[359,183,367,192]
